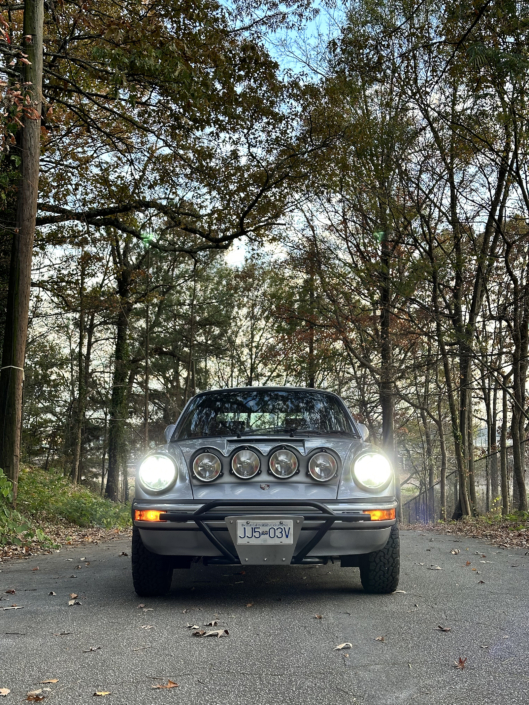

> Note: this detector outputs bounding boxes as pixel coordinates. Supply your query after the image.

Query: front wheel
[359,524,400,594]
[132,527,173,597]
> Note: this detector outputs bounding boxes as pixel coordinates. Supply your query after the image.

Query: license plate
[236,519,294,545]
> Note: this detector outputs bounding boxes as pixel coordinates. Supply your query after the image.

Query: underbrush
[0,466,131,550]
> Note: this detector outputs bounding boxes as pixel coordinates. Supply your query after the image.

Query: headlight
[138,455,177,492]
[308,452,338,482]
[352,452,392,491]
[269,449,298,478]
[231,449,260,479]
[193,452,222,482]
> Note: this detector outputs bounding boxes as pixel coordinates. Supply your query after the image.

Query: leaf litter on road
[152,681,178,690]
[0,689,10,697]
[192,629,228,638]
[455,657,467,670]
[436,626,451,632]
[334,643,352,650]
[93,692,111,697]
[40,680,58,684]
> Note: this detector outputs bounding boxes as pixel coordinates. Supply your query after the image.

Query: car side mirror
[164,424,176,444]
[357,423,369,441]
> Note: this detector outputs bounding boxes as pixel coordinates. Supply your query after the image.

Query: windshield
[176,389,355,440]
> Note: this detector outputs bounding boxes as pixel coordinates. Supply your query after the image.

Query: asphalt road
[1,529,528,705]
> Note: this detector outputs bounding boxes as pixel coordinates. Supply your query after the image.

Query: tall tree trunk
[500,383,509,515]
[71,251,86,484]
[490,381,499,507]
[437,397,447,521]
[0,0,44,500]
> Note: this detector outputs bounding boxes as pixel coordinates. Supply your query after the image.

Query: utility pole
[0,0,44,501]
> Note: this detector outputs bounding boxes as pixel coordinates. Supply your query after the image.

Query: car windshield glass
[176,389,355,440]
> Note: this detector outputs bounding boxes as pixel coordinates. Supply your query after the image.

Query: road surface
[1,529,528,704]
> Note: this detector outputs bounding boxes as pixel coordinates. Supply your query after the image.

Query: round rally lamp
[231,449,260,479]
[193,452,222,482]
[308,451,338,482]
[352,452,392,491]
[138,454,177,493]
[269,449,298,479]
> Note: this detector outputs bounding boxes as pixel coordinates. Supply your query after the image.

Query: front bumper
[133,499,397,564]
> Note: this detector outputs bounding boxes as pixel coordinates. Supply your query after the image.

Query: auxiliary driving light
[193,452,222,482]
[308,452,338,482]
[231,449,260,479]
[269,449,298,478]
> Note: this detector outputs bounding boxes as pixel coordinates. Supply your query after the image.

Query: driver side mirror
[164,424,176,444]
[357,423,369,441]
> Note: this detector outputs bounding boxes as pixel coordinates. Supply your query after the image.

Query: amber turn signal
[363,508,396,521]
[134,510,166,522]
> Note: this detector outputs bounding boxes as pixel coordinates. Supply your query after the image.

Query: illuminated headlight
[269,449,298,478]
[193,452,222,482]
[138,455,177,492]
[352,453,392,491]
[231,450,260,479]
[308,452,338,482]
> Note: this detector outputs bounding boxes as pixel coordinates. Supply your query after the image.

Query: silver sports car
[131,387,399,596]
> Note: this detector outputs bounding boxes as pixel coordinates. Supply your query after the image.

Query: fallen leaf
[478,580,485,584]
[69,593,78,599]
[5,589,15,595]
[191,630,206,637]
[93,692,111,697]
[141,625,154,630]
[0,689,10,697]
[480,645,489,649]
[204,630,229,638]
[314,614,323,619]
[451,549,460,555]
[2,606,23,611]
[375,636,385,642]
[143,608,153,612]
[334,643,352,650]
[68,600,81,606]
[26,696,45,702]
[436,626,451,632]
[152,681,178,690]
[40,680,58,684]
[83,646,101,652]
[393,590,407,593]
[455,656,467,670]
[246,603,254,608]
[428,566,442,570]
[465,561,471,566]
[137,604,145,609]
[48,592,56,596]
[54,632,71,636]
[186,624,201,630]
[204,620,218,627]
[119,552,128,557]
[32,567,39,571]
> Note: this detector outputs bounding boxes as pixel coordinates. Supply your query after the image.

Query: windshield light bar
[135,510,166,522]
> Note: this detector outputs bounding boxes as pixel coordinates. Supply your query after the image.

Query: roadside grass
[0,466,131,557]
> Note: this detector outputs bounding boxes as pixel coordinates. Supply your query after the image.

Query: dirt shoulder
[404,517,529,550]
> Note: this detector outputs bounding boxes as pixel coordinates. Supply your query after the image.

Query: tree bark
[0,0,44,500]
[500,383,509,515]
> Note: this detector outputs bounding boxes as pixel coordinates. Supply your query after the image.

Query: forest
[1,0,529,522]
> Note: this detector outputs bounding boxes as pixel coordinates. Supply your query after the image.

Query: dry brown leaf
[465,561,471,566]
[69,593,78,599]
[334,643,352,650]
[191,629,206,637]
[186,624,200,629]
[436,626,451,632]
[375,636,385,642]
[26,696,45,702]
[119,552,128,557]
[68,599,81,606]
[83,646,101,652]
[137,604,145,609]
[152,680,178,690]
[450,549,460,555]
[48,592,56,596]
[5,589,15,595]
[205,620,218,627]
[40,680,58,684]
[0,690,10,697]
[478,580,485,584]
[93,692,111,697]
[246,603,254,608]
[428,565,442,570]
[314,614,323,619]
[32,567,39,571]
[455,656,467,670]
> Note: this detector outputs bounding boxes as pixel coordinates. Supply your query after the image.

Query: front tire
[359,524,400,594]
[132,527,173,597]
